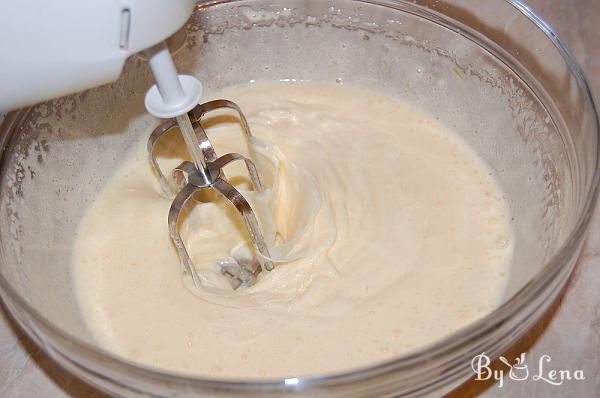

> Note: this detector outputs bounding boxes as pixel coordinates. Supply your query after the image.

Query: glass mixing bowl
[0,0,598,396]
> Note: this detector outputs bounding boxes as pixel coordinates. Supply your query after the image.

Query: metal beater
[148,100,274,290]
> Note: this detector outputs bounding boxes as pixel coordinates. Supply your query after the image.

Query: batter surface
[72,82,514,378]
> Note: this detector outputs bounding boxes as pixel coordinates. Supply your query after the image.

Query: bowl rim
[0,0,599,392]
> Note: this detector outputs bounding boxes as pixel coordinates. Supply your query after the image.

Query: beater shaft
[175,113,211,185]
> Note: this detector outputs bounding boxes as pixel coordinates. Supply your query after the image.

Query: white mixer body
[0,0,196,112]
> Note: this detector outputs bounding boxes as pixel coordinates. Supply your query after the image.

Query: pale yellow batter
[72,82,514,378]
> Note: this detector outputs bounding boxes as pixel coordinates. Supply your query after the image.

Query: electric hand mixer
[0,0,273,289]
